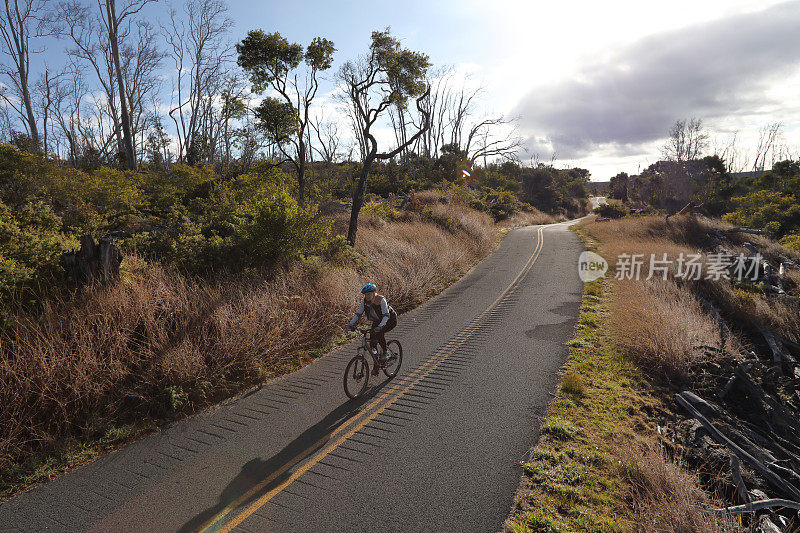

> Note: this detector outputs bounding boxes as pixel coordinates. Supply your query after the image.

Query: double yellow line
[202,225,546,532]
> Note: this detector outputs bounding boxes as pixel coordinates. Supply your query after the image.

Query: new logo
[578,251,608,282]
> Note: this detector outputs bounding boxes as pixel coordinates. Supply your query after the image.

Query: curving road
[0,220,585,533]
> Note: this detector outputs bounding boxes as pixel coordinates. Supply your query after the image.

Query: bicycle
[343,329,403,399]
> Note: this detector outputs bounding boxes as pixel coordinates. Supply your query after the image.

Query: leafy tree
[237,30,335,204]
[609,172,629,201]
[337,28,430,245]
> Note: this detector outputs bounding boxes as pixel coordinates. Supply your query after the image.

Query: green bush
[592,203,627,219]
[123,205,235,273]
[0,200,75,301]
[363,200,399,221]
[238,190,332,267]
[781,234,800,253]
[723,190,800,239]
[469,188,522,221]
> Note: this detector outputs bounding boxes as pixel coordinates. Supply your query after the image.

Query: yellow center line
[204,225,546,532]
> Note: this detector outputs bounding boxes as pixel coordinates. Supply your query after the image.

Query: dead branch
[713,498,800,515]
[676,391,800,501]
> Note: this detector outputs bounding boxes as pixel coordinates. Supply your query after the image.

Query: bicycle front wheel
[344,355,370,399]
[383,340,403,378]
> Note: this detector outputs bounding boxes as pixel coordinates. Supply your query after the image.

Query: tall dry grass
[497,209,561,228]
[610,279,730,384]
[0,202,495,479]
[620,444,737,533]
[582,214,799,360]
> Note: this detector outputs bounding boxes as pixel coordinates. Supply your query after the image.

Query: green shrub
[0,200,75,301]
[723,190,800,239]
[469,187,522,221]
[363,200,399,221]
[238,190,332,267]
[781,234,800,253]
[592,203,627,219]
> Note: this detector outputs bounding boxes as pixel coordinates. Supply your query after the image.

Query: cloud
[514,1,800,159]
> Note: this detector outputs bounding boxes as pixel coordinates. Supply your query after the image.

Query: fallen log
[733,366,800,444]
[681,392,780,466]
[730,453,751,504]
[728,227,766,235]
[771,331,800,354]
[676,391,800,501]
[699,298,734,352]
[713,498,800,515]
[757,325,796,375]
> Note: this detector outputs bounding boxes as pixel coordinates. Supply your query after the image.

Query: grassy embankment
[503,214,800,531]
[0,196,555,501]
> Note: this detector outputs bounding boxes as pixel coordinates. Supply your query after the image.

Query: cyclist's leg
[377,316,397,354]
[369,321,381,353]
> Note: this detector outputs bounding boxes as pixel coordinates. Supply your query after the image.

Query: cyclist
[347,283,397,361]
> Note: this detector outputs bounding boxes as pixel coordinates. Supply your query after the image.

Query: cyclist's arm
[347,300,365,327]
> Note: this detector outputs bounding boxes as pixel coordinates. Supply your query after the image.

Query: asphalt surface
[0,220,585,533]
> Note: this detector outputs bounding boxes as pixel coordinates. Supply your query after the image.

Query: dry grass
[497,209,561,228]
[610,278,731,384]
[620,444,738,533]
[0,201,497,493]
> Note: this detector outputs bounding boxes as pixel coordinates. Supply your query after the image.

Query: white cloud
[509,1,800,178]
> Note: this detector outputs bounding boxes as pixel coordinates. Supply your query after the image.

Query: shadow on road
[179,378,392,532]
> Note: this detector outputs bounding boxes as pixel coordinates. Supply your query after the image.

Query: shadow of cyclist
[179,376,393,532]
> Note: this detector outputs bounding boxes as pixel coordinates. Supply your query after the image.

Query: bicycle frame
[357,329,381,366]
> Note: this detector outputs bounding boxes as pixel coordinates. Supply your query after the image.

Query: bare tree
[103,0,156,169]
[119,19,164,164]
[752,121,782,172]
[34,66,66,155]
[310,113,341,164]
[0,0,49,150]
[56,0,121,163]
[662,118,709,163]
[713,131,748,173]
[463,115,522,166]
[218,73,248,166]
[418,66,455,158]
[163,0,232,163]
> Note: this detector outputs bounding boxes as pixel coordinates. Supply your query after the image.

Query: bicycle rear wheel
[382,340,403,378]
[344,355,370,399]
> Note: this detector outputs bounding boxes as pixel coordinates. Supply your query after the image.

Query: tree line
[0,0,527,245]
[605,118,800,249]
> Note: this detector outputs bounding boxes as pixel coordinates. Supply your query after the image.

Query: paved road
[1,220,585,533]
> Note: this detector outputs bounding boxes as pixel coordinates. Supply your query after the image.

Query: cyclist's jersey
[348,294,396,329]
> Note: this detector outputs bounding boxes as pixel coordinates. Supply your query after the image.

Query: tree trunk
[18,63,38,148]
[61,234,122,286]
[347,155,374,246]
[105,0,136,170]
[298,137,306,204]
[5,0,40,149]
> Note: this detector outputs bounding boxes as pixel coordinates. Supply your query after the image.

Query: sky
[20,0,800,181]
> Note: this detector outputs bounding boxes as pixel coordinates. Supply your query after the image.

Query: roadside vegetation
[506,227,737,532]
[509,211,800,531]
